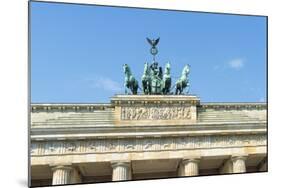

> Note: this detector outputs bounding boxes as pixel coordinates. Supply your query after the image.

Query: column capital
[50,163,73,171]
[51,164,73,185]
[111,160,131,181]
[178,157,200,176]
[231,155,248,162]
[181,157,201,164]
[111,160,131,168]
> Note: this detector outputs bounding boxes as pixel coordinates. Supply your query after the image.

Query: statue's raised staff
[123,64,139,94]
[175,64,190,94]
[162,62,171,94]
[146,37,160,61]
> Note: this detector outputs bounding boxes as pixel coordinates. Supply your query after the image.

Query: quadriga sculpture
[175,64,190,94]
[123,64,139,94]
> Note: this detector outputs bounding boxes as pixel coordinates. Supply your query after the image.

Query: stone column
[51,165,82,185]
[231,156,247,173]
[70,167,82,184]
[219,159,233,174]
[258,158,267,172]
[178,158,200,176]
[111,161,131,181]
[51,165,72,185]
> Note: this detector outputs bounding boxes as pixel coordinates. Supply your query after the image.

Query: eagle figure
[146,37,160,47]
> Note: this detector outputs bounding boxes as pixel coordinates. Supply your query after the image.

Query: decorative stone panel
[31,134,266,156]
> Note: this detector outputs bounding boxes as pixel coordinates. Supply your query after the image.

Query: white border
[1,0,280,188]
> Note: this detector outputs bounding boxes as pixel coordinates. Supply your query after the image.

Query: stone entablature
[30,98,267,186]
[30,101,266,113]
[30,104,266,113]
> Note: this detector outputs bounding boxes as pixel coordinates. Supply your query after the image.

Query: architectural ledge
[30,122,266,141]
[111,94,200,105]
[31,103,113,112]
[199,102,266,110]
[31,102,267,112]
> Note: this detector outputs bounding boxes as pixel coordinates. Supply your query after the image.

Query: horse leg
[130,85,134,94]
[186,85,190,94]
[145,81,148,94]
[175,82,180,95]
[178,84,182,94]
[180,85,184,94]
[133,82,138,95]
[180,82,184,94]
[163,81,167,95]
[142,80,146,94]
[124,84,128,94]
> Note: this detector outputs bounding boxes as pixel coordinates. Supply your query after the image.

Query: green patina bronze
[123,38,190,95]
[123,64,139,95]
[175,64,190,95]
[141,61,171,95]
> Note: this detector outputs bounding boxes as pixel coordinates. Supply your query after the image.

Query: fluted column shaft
[111,161,131,181]
[220,160,233,174]
[232,156,247,173]
[179,158,200,176]
[52,166,72,185]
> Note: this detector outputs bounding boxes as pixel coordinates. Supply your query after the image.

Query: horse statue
[141,62,151,94]
[123,64,139,94]
[175,64,190,95]
[162,62,171,94]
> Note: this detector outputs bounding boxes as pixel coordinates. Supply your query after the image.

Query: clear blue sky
[30,2,267,103]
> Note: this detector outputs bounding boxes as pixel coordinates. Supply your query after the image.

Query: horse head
[182,64,190,76]
[123,64,131,75]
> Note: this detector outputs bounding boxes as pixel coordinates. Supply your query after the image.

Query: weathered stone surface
[30,97,267,186]
[112,95,199,125]
[111,161,131,181]
[121,106,192,120]
[30,135,266,156]
[178,158,200,176]
[232,155,247,173]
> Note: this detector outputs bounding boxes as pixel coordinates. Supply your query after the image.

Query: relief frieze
[30,135,266,156]
[121,106,191,120]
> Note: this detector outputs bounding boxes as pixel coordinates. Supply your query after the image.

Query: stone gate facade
[30,95,267,186]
